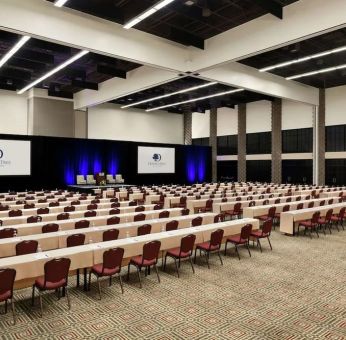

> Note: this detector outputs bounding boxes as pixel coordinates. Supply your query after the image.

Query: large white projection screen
[0,140,31,176]
[138,146,175,174]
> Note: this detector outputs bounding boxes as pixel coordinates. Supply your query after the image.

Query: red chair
[24,203,35,209]
[111,202,120,208]
[307,201,314,208]
[164,234,196,277]
[274,205,290,228]
[107,216,120,225]
[137,224,151,236]
[296,203,304,210]
[330,207,345,231]
[194,229,224,268]
[128,201,137,206]
[250,219,273,252]
[248,201,256,207]
[31,258,71,317]
[49,202,59,207]
[257,206,276,222]
[66,234,85,287]
[154,204,162,210]
[88,248,124,299]
[87,204,98,210]
[297,211,320,238]
[0,205,9,211]
[135,206,145,212]
[64,206,75,213]
[42,223,59,233]
[127,240,161,288]
[159,210,169,219]
[318,209,333,235]
[191,216,202,227]
[85,210,97,218]
[0,268,16,324]
[224,224,252,260]
[134,213,146,222]
[9,210,22,217]
[274,198,281,204]
[91,199,100,204]
[27,215,42,223]
[181,208,190,216]
[166,220,178,231]
[224,202,242,220]
[57,212,70,220]
[286,197,292,203]
[319,200,326,206]
[214,214,225,223]
[262,200,269,205]
[109,208,120,215]
[0,228,17,239]
[200,199,213,213]
[75,220,90,229]
[103,229,119,241]
[16,240,38,255]
[71,200,80,206]
[37,207,49,215]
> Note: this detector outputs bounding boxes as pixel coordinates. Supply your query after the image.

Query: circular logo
[0,149,3,159]
[152,153,161,162]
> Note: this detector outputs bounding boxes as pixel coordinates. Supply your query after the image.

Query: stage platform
[68,184,132,194]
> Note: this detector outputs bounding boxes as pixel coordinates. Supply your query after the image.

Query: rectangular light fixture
[286,63,346,80]
[17,50,89,94]
[54,0,69,7]
[124,0,175,29]
[260,45,346,72]
[0,36,30,69]
[121,82,218,109]
[146,88,244,112]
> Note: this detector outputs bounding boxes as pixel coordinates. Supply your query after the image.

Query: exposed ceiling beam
[74,66,180,109]
[198,62,319,105]
[251,0,283,19]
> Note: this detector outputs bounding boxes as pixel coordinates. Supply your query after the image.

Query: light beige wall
[74,109,87,138]
[32,97,74,137]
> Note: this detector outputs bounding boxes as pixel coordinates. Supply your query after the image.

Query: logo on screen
[152,153,161,162]
[0,150,3,159]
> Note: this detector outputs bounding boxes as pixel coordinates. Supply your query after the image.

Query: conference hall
[0,0,345,339]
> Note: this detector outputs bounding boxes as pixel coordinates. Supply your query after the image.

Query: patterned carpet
[1,227,346,340]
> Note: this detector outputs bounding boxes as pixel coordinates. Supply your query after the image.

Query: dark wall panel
[325,159,346,186]
[217,161,237,182]
[282,128,313,153]
[246,160,271,182]
[0,134,211,192]
[326,125,346,152]
[246,132,271,154]
[217,135,237,155]
[282,160,313,184]
[192,137,209,147]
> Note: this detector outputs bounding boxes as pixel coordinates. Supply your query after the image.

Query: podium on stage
[95,172,106,185]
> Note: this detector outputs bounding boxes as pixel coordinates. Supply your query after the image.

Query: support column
[183,111,192,145]
[237,104,246,182]
[317,88,326,185]
[209,108,217,182]
[271,98,282,184]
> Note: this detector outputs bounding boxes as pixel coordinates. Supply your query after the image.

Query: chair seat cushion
[35,277,67,290]
[330,216,340,221]
[257,215,269,221]
[224,210,239,215]
[196,242,219,251]
[318,218,327,224]
[0,290,11,302]
[250,230,268,238]
[92,263,120,276]
[299,220,314,227]
[130,255,156,267]
[166,247,191,258]
[226,235,248,244]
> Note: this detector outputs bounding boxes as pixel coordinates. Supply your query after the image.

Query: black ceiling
[46,0,298,49]
[0,30,141,98]
[112,76,273,113]
[240,28,346,88]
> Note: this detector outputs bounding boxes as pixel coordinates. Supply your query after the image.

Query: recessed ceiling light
[17,50,89,94]
[124,0,175,29]
[146,88,244,112]
[121,82,218,109]
[0,36,30,69]
[260,45,346,72]
[286,63,346,80]
[185,0,195,5]
[54,0,69,7]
